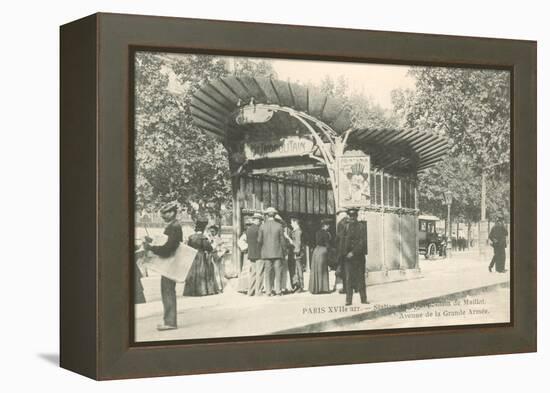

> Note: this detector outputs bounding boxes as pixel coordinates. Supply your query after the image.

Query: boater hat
[264,207,278,216]
[252,212,264,220]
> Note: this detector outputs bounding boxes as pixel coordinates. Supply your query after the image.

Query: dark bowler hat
[194,216,209,231]
[160,201,178,214]
[208,224,219,232]
[347,207,359,214]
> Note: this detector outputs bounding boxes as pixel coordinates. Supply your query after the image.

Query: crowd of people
[236,207,334,297]
[139,202,370,331]
[451,236,471,251]
[234,206,369,306]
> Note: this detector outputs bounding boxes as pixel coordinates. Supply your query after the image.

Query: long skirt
[237,254,251,293]
[308,246,330,294]
[134,262,146,304]
[211,255,225,292]
[183,251,220,296]
[280,258,293,292]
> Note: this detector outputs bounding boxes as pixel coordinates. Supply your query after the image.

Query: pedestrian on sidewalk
[134,244,146,304]
[208,224,228,292]
[236,218,251,293]
[334,208,349,293]
[286,217,305,292]
[246,213,264,296]
[309,218,332,294]
[338,208,368,306]
[276,215,293,294]
[142,202,182,331]
[258,207,286,296]
[488,216,508,273]
[183,217,221,296]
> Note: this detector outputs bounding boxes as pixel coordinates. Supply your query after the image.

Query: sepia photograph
[132,51,511,343]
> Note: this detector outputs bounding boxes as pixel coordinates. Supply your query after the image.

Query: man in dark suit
[335,208,349,293]
[338,207,368,306]
[488,216,508,273]
[143,202,182,330]
[246,213,264,296]
[287,217,304,292]
[258,207,286,296]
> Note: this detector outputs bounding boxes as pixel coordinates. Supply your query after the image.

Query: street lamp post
[443,191,453,259]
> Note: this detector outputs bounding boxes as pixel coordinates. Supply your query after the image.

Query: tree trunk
[467,221,472,249]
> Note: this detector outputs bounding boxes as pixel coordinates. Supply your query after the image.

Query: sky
[270,58,417,110]
[163,52,418,110]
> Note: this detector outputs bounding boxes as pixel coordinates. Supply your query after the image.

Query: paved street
[135,248,510,342]
[336,284,509,332]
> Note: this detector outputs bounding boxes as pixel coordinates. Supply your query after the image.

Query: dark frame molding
[60,12,536,380]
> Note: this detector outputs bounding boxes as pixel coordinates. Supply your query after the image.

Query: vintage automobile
[418,215,447,259]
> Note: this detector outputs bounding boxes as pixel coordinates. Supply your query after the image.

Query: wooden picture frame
[60,12,536,380]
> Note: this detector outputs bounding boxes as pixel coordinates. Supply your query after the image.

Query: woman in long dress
[308,219,331,294]
[236,220,252,293]
[183,219,220,296]
[208,225,228,292]
[276,215,293,294]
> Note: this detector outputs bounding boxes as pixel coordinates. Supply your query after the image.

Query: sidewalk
[134,250,510,342]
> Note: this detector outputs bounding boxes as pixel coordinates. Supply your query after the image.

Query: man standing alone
[335,208,349,293]
[258,207,286,296]
[338,208,368,306]
[143,202,182,331]
[488,216,508,273]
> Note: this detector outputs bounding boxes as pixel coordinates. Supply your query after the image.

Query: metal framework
[189,76,448,174]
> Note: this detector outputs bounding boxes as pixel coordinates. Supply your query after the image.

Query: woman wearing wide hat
[183,217,221,296]
[308,218,332,294]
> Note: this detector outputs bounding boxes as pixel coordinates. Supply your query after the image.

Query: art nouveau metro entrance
[190,76,448,283]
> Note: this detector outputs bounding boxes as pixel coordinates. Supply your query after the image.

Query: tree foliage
[319,75,397,129]
[392,67,510,167]
[134,53,276,219]
[392,67,511,222]
[416,155,481,222]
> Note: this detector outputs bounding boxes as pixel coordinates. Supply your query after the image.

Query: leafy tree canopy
[135,53,276,220]
[392,67,511,222]
[319,75,398,129]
